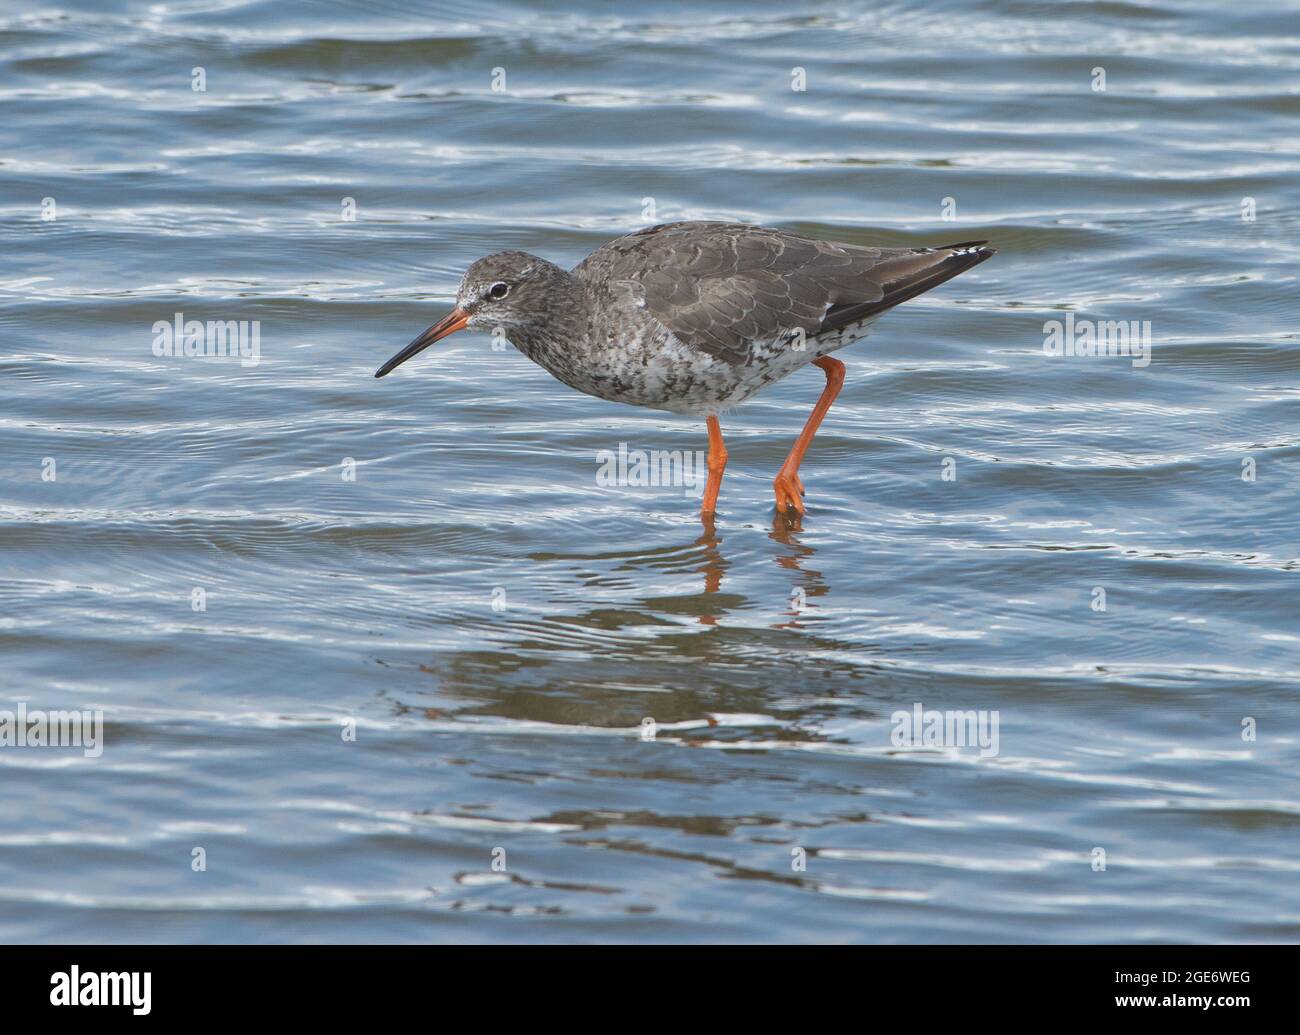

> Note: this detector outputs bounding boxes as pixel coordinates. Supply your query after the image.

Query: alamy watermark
[50,966,150,1014]
[596,442,706,497]
[1043,312,1150,368]
[891,701,1000,758]
[151,312,261,368]
[0,702,103,758]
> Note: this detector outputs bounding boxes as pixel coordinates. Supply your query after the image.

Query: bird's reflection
[692,510,828,627]
[768,510,828,629]
[400,511,841,731]
[694,515,726,624]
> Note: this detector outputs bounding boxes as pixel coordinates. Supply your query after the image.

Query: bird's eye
[488,282,509,300]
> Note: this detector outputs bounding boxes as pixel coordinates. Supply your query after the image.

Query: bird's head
[375,251,572,377]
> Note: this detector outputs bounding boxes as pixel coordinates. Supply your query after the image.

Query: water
[2,0,1298,943]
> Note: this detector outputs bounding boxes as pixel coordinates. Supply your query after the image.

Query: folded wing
[578,221,993,364]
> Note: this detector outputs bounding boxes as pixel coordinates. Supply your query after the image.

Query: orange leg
[701,415,728,517]
[773,356,845,514]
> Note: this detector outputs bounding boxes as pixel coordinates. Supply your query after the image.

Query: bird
[375,220,993,518]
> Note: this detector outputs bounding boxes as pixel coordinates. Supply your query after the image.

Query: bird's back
[575,220,992,366]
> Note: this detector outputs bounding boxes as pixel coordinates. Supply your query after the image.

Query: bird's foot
[773,471,806,515]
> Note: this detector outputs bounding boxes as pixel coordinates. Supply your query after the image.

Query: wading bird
[376,221,992,518]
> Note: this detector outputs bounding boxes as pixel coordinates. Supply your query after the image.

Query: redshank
[375,221,993,517]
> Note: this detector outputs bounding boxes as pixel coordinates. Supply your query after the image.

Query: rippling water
[2,0,1298,943]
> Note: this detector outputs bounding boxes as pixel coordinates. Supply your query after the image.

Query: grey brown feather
[575,222,989,365]
[440,221,993,417]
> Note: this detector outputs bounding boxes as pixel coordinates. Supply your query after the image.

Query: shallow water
[2,0,1299,943]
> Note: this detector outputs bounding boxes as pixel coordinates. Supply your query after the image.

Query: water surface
[2,0,1299,942]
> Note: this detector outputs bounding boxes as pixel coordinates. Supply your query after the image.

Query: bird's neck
[507,272,593,378]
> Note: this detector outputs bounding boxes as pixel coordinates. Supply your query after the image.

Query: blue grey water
[1,0,1298,943]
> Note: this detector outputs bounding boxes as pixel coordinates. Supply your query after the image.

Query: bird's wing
[577,221,992,365]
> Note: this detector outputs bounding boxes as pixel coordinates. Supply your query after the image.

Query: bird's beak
[374,308,470,378]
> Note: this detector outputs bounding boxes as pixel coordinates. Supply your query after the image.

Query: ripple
[2,0,1299,946]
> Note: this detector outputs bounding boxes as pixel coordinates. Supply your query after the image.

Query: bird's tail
[824,240,994,331]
